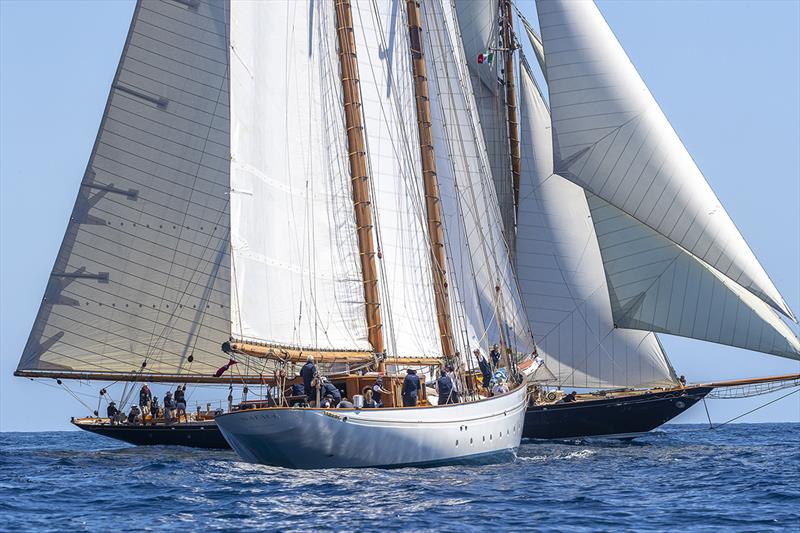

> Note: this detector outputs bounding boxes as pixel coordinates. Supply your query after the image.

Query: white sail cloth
[452,0,515,245]
[535,0,795,321]
[588,193,800,360]
[18,0,235,377]
[422,0,535,356]
[517,60,677,388]
[351,0,442,358]
[229,1,370,351]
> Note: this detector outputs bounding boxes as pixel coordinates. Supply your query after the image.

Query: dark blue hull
[524,386,713,440]
[72,419,231,449]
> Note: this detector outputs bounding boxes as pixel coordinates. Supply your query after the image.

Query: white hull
[215,385,528,469]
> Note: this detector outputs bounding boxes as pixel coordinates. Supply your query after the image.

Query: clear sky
[1,0,798,432]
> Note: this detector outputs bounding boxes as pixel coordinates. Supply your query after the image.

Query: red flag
[214,358,237,377]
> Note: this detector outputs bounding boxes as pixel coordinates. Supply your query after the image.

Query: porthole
[455,440,459,447]
[470,438,473,445]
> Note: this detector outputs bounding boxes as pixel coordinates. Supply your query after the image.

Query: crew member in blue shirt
[319,378,342,406]
[402,368,420,407]
[300,355,317,403]
[437,370,455,405]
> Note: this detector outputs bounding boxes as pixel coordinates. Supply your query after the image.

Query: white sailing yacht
[14,0,536,466]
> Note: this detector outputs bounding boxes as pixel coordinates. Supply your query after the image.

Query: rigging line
[711,387,800,429]
[58,380,95,414]
[702,397,713,429]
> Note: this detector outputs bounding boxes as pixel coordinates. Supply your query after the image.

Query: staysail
[229,0,371,353]
[588,193,800,360]
[423,0,535,356]
[16,0,242,381]
[536,0,796,322]
[517,59,677,388]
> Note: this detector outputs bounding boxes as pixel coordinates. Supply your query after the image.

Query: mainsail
[536,0,796,322]
[228,0,370,353]
[16,0,243,381]
[517,59,678,388]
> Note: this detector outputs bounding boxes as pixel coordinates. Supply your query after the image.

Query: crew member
[139,384,152,416]
[164,390,174,422]
[300,356,318,403]
[149,396,160,425]
[319,378,342,406]
[402,369,420,407]
[127,404,141,424]
[474,349,492,395]
[437,370,455,405]
[174,385,187,423]
[490,344,501,370]
[492,379,509,395]
[372,375,390,408]
[445,365,460,403]
[107,401,119,425]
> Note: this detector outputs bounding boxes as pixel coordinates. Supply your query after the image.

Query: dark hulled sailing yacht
[455,0,800,440]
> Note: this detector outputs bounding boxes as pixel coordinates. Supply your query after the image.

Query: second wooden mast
[405,0,456,358]
[334,0,385,357]
[502,0,522,215]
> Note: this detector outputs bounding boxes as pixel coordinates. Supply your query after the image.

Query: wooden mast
[405,0,456,357]
[334,0,385,357]
[502,0,522,214]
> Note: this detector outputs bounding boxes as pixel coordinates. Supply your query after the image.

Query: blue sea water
[0,423,798,532]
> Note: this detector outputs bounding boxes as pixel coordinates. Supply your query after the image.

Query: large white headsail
[517,60,677,388]
[17,0,238,381]
[589,193,800,360]
[351,0,441,358]
[536,0,796,321]
[423,0,535,356]
[229,0,370,352]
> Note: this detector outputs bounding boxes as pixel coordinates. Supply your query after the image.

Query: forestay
[350,0,441,358]
[422,0,535,356]
[536,0,795,321]
[17,0,237,379]
[517,60,677,388]
[229,0,370,352]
